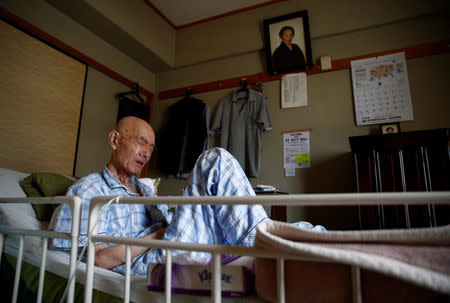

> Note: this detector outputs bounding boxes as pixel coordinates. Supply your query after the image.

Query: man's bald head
[107,116,155,178]
[115,116,154,137]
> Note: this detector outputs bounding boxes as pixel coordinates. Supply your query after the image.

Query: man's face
[281,29,293,46]
[114,125,155,176]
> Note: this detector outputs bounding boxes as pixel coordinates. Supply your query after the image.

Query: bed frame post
[12,235,24,303]
[66,196,81,303]
[212,252,222,303]
[84,197,104,303]
[276,258,285,303]
[0,233,4,266]
[165,249,172,303]
[37,237,48,303]
[124,245,131,303]
[352,266,362,303]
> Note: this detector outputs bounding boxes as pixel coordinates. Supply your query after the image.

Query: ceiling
[146,0,284,29]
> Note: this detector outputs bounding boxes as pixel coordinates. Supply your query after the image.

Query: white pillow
[0,167,28,197]
[0,168,42,230]
[139,177,161,195]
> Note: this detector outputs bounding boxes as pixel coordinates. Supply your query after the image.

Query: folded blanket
[254,221,450,303]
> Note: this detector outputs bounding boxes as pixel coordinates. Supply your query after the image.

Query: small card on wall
[285,167,295,177]
[282,129,311,177]
[281,72,307,108]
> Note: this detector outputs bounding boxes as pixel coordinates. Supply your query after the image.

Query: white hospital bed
[84,192,450,303]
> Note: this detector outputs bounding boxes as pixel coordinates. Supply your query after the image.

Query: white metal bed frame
[0,193,448,303]
[0,196,81,303]
[83,192,450,303]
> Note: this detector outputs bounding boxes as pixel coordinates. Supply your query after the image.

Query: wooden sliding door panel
[0,20,86,175]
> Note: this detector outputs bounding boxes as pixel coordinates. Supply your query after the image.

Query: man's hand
[94,227,167,269]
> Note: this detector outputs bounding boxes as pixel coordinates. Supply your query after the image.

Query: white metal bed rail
[0,196,82,303]
[85,191,450,303]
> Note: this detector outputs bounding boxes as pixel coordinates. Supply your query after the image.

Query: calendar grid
[351,52,413,126]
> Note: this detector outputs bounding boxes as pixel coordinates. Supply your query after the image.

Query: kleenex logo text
[197,269,232,284]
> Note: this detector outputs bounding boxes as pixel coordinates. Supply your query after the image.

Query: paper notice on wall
[283,130,310,177]
[281,72,307,108]
[285,167,295,177]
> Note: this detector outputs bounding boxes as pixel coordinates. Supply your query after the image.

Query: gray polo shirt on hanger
[211,88,272,177]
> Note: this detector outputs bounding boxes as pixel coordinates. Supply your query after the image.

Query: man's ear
[108,130,119,150]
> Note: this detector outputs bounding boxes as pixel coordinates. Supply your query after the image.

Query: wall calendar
[351,52,413,126]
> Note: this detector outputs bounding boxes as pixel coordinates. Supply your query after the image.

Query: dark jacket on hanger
[116,96,149,123]
[158,97,211,177]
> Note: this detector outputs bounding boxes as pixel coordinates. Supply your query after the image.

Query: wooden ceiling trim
[143,0,286,30]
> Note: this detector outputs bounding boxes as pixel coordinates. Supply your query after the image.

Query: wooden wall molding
[158,40,450,100]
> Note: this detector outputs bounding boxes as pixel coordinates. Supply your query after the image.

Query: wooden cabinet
[349,128,450,229]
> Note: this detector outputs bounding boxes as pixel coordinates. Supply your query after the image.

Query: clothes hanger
[185,87,193,98]
[237,78,248,93]
[117,83,146,104]
[236,78,249,100]
[180,87,193,104]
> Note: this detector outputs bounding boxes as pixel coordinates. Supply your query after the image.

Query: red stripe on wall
[158,40,450,100]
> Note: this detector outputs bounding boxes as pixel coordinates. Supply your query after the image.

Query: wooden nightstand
[255,190,289,222]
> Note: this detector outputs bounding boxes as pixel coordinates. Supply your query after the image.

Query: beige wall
[151,0,450,229]
[75,68,131,177]
[174,0,449,67]
[1,0,157,176]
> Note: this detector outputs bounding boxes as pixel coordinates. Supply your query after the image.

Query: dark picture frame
[380,123,400,134]
[263,10,313,75]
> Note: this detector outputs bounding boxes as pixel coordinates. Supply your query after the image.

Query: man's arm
[94,227,166,269]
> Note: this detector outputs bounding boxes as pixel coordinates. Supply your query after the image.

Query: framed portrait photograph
[263,10,313,75]
[381,123,400,134]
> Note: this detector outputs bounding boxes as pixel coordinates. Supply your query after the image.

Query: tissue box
[147,254,254,297]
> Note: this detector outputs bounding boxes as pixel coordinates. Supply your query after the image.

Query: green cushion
[19,172,75,221]
[19,175,43,197]
[32,172,74,196]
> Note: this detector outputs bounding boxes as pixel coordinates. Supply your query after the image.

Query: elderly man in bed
[52,116,324,275]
